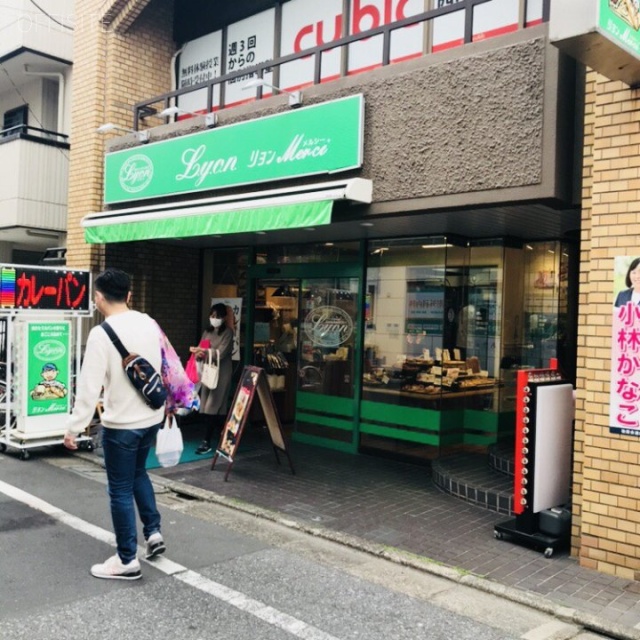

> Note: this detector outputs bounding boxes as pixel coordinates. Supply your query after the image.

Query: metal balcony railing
[0,124,69,146]
[133,0,550,130]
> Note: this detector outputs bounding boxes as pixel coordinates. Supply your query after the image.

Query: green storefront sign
[599,0,640,58]
[26,322,70,417]
[104,94,364,204]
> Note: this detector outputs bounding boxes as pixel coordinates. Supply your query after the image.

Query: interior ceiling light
[272,285,296,297]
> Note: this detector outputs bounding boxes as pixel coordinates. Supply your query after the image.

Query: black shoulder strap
[101,322,130,359]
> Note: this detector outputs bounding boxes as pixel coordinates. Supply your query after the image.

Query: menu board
[212,366,294,480]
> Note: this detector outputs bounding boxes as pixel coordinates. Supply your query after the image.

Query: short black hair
[94,268,130,302]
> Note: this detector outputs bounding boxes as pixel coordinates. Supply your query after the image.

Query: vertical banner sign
[610,255,640,434]
[211,297,242,361]
[26,322,70,417]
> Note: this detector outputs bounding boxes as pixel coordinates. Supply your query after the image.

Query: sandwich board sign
[211,366,294,481]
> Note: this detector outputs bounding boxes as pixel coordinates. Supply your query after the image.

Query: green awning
[83,199,333,244]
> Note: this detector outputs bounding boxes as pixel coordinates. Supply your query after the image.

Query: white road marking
[0,479,341,640]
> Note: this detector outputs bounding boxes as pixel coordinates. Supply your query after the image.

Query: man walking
[64,268,166,580]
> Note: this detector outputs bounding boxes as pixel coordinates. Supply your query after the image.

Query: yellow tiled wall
[67,0,200,351]
[67,0,174,274]
[576,71,640,579]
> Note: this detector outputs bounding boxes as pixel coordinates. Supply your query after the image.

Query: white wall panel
[0,138,67,230]
[0,0,73,60]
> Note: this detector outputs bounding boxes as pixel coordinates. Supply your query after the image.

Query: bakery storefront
[77,0,580,463]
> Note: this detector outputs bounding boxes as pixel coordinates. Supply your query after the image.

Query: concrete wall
[110,26,572,215]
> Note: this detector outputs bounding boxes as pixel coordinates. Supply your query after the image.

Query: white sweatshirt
[66,310,165,435]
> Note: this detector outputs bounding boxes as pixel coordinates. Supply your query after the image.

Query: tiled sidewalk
[153,427,640,637]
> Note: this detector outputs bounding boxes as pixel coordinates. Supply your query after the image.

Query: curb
[149,473,640,640]
[73,451,640,640]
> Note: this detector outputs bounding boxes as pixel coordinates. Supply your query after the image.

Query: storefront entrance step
[488,441,515,477]
[432,454,514,516]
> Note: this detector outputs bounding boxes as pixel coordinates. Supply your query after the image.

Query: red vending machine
[494,362,574,557]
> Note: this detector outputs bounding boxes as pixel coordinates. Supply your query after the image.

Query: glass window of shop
[251,241,362,446]
[363,237,504,410]
[256,241,361,265]
[360,237,577,461]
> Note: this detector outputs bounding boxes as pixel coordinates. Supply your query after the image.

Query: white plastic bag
[155,414,183,467]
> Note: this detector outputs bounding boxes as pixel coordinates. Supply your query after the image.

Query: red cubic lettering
[294,14,343,53]
[352,0,380,33]
[352,0,411,34]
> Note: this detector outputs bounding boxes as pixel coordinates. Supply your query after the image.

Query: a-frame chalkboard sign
[211,366,295,481]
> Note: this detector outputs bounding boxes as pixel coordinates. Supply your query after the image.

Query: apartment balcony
[0,127,69,246]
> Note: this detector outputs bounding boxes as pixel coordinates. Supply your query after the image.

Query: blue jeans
[102,424,162,563]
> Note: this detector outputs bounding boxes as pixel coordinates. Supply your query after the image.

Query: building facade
[72,0,640,573]
[0,0,73,263]
[552,0,640,579]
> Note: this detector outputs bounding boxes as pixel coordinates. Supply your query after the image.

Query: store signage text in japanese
[610,255,640,434]
[104,95,364,204]
[0,265,90,312]
[26,322,71,417]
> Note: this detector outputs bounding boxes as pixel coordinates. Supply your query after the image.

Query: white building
[0,0,73,263]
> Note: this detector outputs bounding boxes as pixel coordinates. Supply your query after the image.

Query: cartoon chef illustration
[30,362,68,400]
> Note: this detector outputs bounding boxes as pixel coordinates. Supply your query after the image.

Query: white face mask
[210,318,223,328]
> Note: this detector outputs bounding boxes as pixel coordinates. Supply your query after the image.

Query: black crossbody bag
[101,322,167,409]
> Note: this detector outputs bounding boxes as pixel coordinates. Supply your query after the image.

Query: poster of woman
[610,256,640,434]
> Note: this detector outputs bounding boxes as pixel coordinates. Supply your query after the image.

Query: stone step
[488,441,515,477]
[432,452,514,516]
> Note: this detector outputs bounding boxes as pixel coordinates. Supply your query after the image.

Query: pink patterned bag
[156,325,200,414]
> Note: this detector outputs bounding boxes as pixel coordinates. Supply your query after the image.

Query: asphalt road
[0,449,609,640]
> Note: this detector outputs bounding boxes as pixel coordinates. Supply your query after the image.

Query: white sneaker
[90,554,142,580]
[145,532,166,559]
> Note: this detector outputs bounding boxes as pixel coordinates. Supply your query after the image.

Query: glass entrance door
[294,277,360,450]
[252,279,299,426]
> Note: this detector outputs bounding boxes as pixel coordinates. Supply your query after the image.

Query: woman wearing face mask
[189,303,234,455]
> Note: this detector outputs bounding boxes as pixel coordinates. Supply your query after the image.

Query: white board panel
[532,383,574,513]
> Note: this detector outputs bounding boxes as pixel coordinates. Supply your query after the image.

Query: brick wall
[68,0,199,335]
[576,71,640,579]
[106,242,200,360]
[67,0,173,269]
